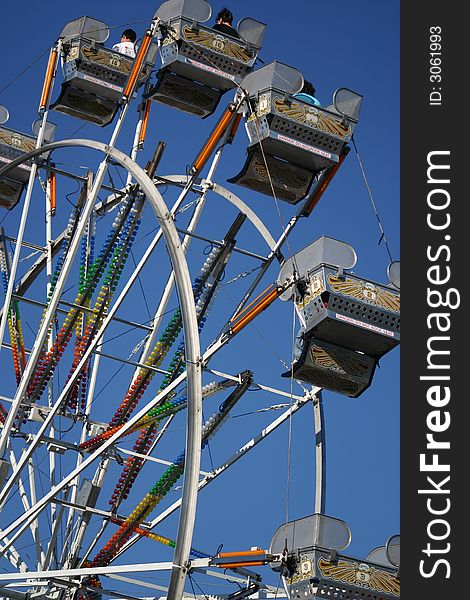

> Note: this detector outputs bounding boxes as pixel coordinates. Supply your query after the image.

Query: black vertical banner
[401,2,466,599]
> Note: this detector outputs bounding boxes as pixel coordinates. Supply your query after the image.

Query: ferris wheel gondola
[228,62,362,204]
[50,16,158,126]
[147,0,266,118]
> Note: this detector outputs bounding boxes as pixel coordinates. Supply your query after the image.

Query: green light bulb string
[26,195,138,405]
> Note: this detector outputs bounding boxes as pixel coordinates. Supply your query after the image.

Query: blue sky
[0,0,399,594]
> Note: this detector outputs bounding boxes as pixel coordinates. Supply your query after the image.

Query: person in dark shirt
[212,7,240,38]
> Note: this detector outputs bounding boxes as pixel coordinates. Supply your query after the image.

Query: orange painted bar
[230,284,277,324]
[230,286,281,335]
[216,548,267,567]
[302,147,349,217]
[39,48,58,111]
[138,101,152,146]
[122,34,152,100]
[192,105,235,173]
[48,169,56,215]
[230,284,280,323]
[219,550,266,557]
[218,561,265,568]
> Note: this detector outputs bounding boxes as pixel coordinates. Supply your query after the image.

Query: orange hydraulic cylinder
[219,550,266,557]
[217,549,267,568]
[192,105,236,174]
[218,561,265,568]
[48,169,56,216]
[230,285,281,335]
[122,34,152,101]
[39,48,58,112]
[302,148,349,217]
[138,101,152,147]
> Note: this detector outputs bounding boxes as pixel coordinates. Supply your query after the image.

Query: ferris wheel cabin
[51,17,157,126]
[279,237,400,397]
[0,107,55,209]
[228,62,363,204]
[146,0,266,118]
[270,514,400,600]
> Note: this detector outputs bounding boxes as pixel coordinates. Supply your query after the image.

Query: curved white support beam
[0,139,202,600]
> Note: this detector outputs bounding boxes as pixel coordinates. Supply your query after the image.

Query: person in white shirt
[112,29,137,58]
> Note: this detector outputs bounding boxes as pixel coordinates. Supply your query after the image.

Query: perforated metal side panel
[270,116,346,155]
[315,581,397,600]
[180,43,248,78]
[329,294,400,335]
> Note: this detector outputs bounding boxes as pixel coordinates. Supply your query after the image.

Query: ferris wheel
[0,2,400,600]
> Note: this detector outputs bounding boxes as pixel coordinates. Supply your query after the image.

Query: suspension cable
[352,137,394,263]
